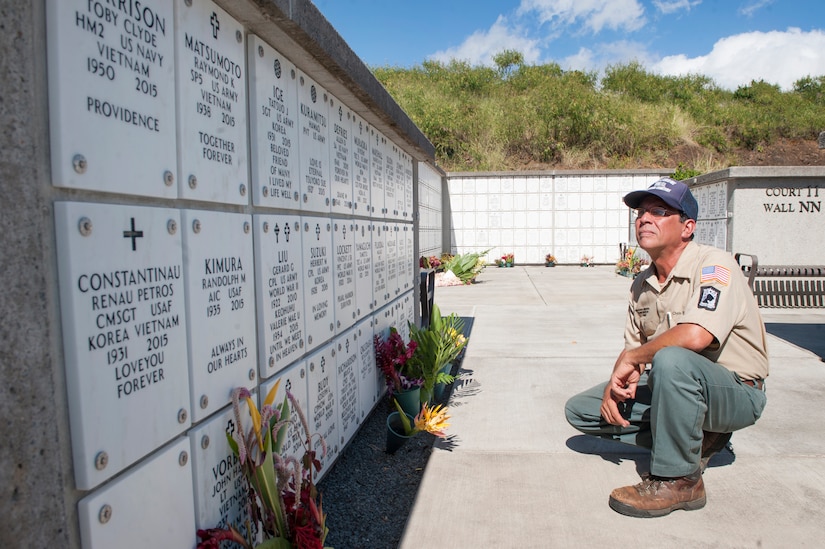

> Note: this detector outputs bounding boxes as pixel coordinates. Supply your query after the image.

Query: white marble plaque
[335,328,360,447]
[330,98,354,215]
[396,291,414,343]
[298,72,331,213]
[354,221,373,320]
[46,0,177,198]
[351,113,371,215]
[261,361,309,464]
[78,438,195,549]
[175,0,248,204]
[398,223,414,293]
[333,220,357,333]
[190,408,256,543]
[355,318,380,420]
[386,223,399,300]
[372,222,389,309]
[370,127,386,216]
[55,202,189,489]
[306,343,338,479]
[384,142,397,219]
[248,36,300,208]
[302,216,335,351]
[401,150,413,220]
[254,215,305,378]
[182,210,256,422]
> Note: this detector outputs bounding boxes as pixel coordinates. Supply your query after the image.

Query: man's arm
[601,323,714,426]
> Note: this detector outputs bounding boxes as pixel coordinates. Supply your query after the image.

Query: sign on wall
[330,99,354,215]
[175,0,248,204]
[55,202,190,490]
[333,220,358,333]
[369,127,386,217]
[248,36,300,208]
[354,221,373,321]
[46,0,177,198]
[254,214,305,378]
[351,113,371,215]
[302,216,335,352]
[181,210,256,422]
[335,328,360,448]
[306,343,338,478]
[298,72,331,213]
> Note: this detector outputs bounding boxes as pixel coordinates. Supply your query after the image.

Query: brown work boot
[609,470,706,518]
[701,431,732,472]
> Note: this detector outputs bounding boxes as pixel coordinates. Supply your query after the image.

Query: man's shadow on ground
[565,435,735,477]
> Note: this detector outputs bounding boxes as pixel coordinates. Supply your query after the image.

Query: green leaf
[393,399,413,435]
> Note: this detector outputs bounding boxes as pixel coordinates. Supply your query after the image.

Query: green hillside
[373,53,825,175]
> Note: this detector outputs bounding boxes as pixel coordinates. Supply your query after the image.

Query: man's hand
[600,349,643,427]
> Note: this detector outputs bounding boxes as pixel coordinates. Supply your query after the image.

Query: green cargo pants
[565,346,767,477]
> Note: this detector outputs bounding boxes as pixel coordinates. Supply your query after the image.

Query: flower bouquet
[615,247,649,278]
[496,253,514,267]
[374,327,422,395]
[408,303,468,404]
[580,255,594,267]
[196,381,330,549]
[545,253,557,267]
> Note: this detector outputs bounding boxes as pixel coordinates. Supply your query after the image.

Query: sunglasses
[635,206,680,219]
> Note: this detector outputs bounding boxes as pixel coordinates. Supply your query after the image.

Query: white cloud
[739,0,775,18]
[429,15,542,66]
[561,41,654,73]
[652,0,702,14]
[517,0,646,33]
[652,28,825,90]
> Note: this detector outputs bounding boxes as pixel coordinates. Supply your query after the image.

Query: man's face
[634,196,692,256]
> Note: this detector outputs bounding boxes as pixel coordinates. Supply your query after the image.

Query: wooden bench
[735,253,825,308]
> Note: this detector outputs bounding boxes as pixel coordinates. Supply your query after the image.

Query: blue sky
[313,0,825,91]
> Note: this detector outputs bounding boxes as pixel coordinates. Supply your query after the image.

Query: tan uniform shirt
[624,241,769,380]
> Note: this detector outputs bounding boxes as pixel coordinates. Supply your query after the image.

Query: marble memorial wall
[447,172,670,264]
[46,1,415,546]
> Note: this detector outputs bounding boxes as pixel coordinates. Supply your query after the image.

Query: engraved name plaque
[398,224,414,293]
[254,214,305,378]
[401,149,413,219]
[190,408,256,544]
[335,328,360,447]
[55,202,189,490]
[307,344,338,479]
[333,220,357,333]
[370,127,386,216]
[371,222,388,310]
[77,438,195,549]
[298,72,331,213]
[385,143,397,219]
[175,0,248,204]
[248,36,300,208]
[182,210,256,422]
[330,98,354,215]
[385,223,399,300]
[351,113,371,214]
[261,361,309,464]
[302,216,334,352]
[354,221,373,320]
[46,0,177,198]
[354,319,379,420]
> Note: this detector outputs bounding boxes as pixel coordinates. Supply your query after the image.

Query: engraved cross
[123,217,144,251]
[273,223,280,243]
[315,223,321,241]
[210,12,220,39]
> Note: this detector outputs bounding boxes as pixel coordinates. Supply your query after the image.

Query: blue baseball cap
[623,177,699,221]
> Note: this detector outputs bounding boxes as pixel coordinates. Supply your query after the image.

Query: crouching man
[565,177,768,517]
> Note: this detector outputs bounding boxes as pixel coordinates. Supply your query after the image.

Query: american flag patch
[701,265,730,285]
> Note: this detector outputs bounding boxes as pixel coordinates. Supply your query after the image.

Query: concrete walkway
[399,265,825,548]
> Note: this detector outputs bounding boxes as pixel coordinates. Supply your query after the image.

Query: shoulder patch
[700,265,730,286]
[698,286,721,311]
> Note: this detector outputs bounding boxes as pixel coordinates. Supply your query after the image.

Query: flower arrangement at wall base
[408,303,468,405]
[419,255,443,271]
[496,253,515,267]
[196,381,330,549]
[440,249,490,284]
[386,400,451,454]
[545,253,557,267]
[615,247,649,278]
[580,255,594,267]
[374,327,422,417]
